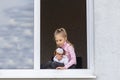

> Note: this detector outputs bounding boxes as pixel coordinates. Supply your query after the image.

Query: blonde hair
[54,28,73,47]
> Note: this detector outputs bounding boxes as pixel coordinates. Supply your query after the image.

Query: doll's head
[54,48,65,61]
[54,47,65,55]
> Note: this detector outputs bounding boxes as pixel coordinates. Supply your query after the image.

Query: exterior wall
[94,0,120,80]
[0,0,120,80]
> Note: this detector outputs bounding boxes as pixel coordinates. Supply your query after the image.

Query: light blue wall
[0,0,120,80]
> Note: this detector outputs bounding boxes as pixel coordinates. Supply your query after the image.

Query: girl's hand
[56,67,66,70]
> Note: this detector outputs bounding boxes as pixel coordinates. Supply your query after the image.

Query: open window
[39,0,95,78]
[40,0,87,69]
[0,0,95,78]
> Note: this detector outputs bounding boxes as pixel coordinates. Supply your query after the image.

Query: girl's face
[55,34,66,47]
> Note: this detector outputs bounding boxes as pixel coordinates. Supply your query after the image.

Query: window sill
[0,69,96,78]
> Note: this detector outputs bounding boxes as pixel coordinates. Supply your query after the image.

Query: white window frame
[0,0,96,78]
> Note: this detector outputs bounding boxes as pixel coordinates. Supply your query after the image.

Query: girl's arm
[64,46,76,69]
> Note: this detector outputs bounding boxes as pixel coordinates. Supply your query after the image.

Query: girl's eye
[59,40,62,41]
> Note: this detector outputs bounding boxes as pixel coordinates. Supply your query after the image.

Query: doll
[41,47,68,69]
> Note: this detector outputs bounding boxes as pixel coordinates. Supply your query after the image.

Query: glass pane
[0,0,34,69]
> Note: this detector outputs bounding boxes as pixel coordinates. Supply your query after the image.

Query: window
[0,0,34,69]
[40,0,87,69]
[0,0,95,78]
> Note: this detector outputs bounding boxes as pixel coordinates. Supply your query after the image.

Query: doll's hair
[54,28,73,46]
[54,47,65,55]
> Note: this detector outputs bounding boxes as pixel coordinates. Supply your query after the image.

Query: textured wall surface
[94,0,120,80]
[0,0,120,80]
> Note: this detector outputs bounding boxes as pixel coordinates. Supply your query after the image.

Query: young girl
[54,28,77,69]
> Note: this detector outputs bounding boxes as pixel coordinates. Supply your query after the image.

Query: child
[54,28,77,69]
[41,47,68,69]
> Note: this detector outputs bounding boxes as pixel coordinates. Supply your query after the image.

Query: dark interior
[40,0,87,69]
